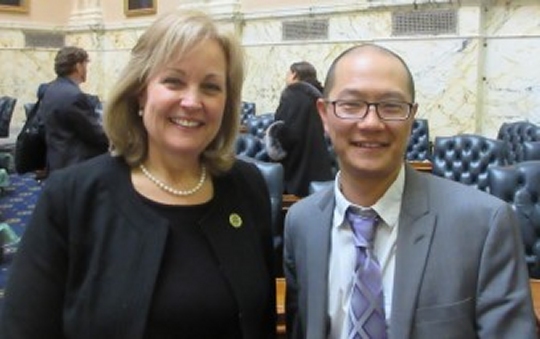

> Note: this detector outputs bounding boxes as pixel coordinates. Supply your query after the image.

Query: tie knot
[346,207,378,247]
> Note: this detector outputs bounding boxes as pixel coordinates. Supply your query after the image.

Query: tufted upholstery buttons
[432,134,507,191]
[488,160,540,278]
[235,133,269,161]
[497,121,540,164]
[240,101,256,126]
[245,113,275,140]
[406,119,431,161]
[523,141,540,161]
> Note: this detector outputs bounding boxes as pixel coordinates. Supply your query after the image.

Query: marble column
[68,0,104,28]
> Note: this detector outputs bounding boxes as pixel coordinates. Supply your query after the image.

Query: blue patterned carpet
[0,173,43,296]
[0,173,42,236]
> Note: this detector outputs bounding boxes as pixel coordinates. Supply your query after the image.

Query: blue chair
[497,121,540,164]
[0,96,16,138]
[237,156,284,276]
[431,134,507,192]
[240,101,256,126]
[245,113,275,140]
[488,160,540,278]
[406,118,431,161]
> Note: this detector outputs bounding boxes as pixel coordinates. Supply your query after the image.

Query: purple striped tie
[346,207,387,339]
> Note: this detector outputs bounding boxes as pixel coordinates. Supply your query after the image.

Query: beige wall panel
[0,0,72,25]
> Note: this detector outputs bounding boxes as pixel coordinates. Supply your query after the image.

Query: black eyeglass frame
[325,99,414,121]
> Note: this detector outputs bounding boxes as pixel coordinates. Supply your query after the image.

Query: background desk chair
[0,96,16,138]
[240,101,256,126]
[497,121,540,164]
[432,134,507,192]
[406,118,431,161]
[237,156,284,275]
[235,133,268,161]
[0,96,17,175]
[245,113,275,140]
[488,160,540,278]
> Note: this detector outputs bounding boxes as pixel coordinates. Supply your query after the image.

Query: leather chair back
[406,118,431,161]
[0,96,17,138]
[488,160,540,278]
[240,101,256,126]
[245,113,275,140]
[497,121,540,164]
[237,156,284,250]
[522,141,540,161]
[432,134,507,191]
[235,133,269,161]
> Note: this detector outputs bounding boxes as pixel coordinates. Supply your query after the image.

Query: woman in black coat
[266,61,334,197]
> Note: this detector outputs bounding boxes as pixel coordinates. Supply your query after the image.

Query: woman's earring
[138,108,144,117]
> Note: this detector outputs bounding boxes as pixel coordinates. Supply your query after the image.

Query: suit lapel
[390,167,437,339]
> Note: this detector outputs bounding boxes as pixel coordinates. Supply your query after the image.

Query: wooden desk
[530,279,540,319]
[276,277,286,335]
[409,161,432,172]
[282,194,300,211]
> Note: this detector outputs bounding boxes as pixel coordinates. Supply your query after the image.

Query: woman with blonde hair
[1,10,276,339]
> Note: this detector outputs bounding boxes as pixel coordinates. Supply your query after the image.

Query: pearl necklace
[139,164,206,196]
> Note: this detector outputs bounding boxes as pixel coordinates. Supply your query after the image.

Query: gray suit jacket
[283,166,536,338]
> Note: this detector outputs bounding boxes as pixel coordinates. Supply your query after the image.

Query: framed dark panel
[0,0,29,13]
[124,0,156,17]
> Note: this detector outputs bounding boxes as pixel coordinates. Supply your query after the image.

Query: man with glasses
[283,44,536,338]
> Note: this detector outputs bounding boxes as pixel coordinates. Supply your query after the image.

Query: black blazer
[37,77,108,172]
[0,154,276,339]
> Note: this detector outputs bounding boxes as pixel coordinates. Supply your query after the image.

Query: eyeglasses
[325,99,414,121]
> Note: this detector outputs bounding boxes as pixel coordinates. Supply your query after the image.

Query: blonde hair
[103,9,244,175]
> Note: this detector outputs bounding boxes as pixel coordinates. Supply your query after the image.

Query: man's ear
[411,103,419,119]
[316,98,330,135]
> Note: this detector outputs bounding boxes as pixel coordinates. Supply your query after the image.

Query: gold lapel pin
[229,213,242,228]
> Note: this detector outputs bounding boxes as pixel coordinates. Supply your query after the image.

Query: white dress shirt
[327,165,405,339]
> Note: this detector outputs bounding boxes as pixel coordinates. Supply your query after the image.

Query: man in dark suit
[37,46,108,173]
[283,44,536,338]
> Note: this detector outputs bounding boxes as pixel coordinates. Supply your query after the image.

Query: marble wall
[241,0,540,139]
[0,0,539,142]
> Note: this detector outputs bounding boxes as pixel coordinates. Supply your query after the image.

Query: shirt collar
[333,165,405,229]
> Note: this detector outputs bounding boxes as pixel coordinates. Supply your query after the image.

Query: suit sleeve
[60,93,108,149]
[283,209,304,339]
[475,203,537,338]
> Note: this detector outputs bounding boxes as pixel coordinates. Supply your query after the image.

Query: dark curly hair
[54,46,88,77]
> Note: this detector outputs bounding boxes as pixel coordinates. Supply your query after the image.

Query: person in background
[265,61,333,197]
[36,46,108,174]
[283,44,536,338]
[1,9,276,339]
